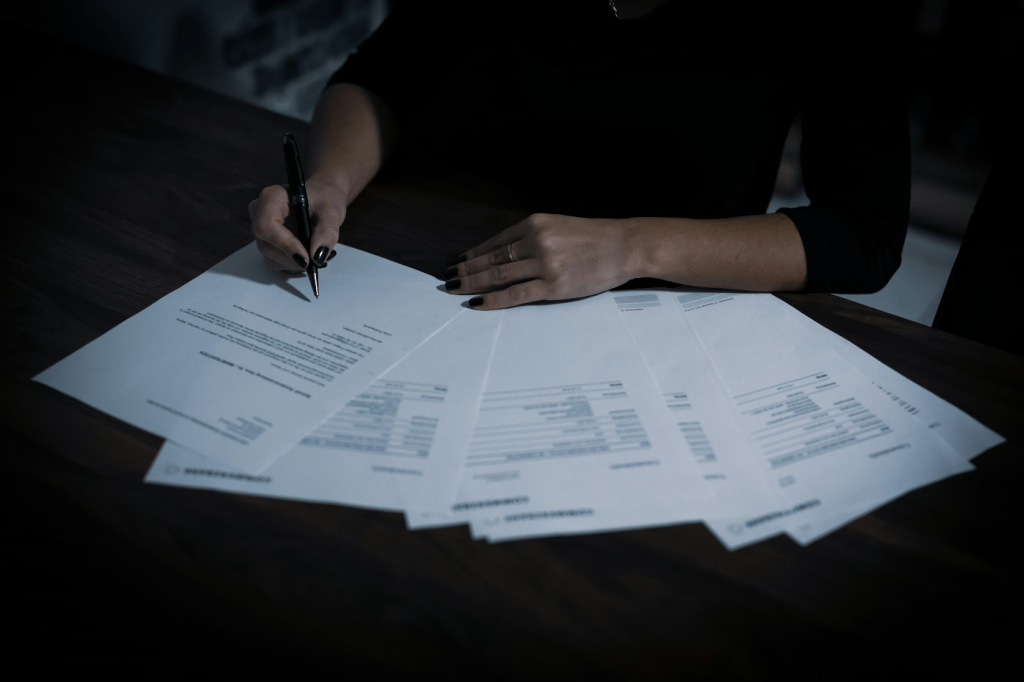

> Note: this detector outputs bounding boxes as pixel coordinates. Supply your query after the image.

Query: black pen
[283,133,319,298]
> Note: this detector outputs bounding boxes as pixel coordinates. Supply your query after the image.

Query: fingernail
[327,249,337,261]
[454,253,467,264]
[443,266,458,280]
[468,296,484,308]
[444,278,461,291]
[292,254,308,269]
[313,246,329,265]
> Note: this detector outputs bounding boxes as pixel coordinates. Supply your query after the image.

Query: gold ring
[507,243,517,263]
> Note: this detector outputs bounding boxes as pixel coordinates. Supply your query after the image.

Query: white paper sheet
[682,293,974,549]
[36,243,464,473]
[777,304,1003,544]
[613,291,776,514]
[450,292,712,542]
[145,310,502,512]
[475,290,775,542]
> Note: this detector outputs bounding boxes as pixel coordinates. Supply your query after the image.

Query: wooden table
[3,27,1022,676]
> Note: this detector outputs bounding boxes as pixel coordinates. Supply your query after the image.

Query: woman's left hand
[443,213,642,310]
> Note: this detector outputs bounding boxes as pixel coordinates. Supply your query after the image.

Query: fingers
[464,279,550,310]
[445,257,539,294]
[446,218,545,309]
[458,221,530,262]
[309,200,344,266]
[251,185,345,270]
[257,238,306,272]
[453,241,527,279]
[261,246,337,276]
[251,185,309,269]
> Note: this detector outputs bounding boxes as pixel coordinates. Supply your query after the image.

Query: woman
[251,0,909,310]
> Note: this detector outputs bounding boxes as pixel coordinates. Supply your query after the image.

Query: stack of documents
[35,244,1004,548]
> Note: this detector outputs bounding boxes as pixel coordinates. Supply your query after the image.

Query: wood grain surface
[2,25,1022,678]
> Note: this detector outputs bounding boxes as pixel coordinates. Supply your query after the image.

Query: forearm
[628,213,808,291]
[306,82,398,207]
[449,211,808,310]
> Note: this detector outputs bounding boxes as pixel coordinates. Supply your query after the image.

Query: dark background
[5,0,1021,674]
[12,0,1020,235]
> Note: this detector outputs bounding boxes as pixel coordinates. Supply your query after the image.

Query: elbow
[853,205,909,294]
[789,204,908,294]
[855,248,902,294]
[838,215,908,294]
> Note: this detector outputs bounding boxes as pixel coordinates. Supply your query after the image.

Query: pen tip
[311,270,319,299]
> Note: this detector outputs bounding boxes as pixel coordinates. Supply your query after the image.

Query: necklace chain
[609,0,618,18]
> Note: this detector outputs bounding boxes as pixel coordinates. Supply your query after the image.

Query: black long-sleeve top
[327,1,910,293]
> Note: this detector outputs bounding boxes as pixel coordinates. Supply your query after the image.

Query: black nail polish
[443,266,458,280]
[313,246,329,265]
[454,253,467,264]
[327,249,337,261]
[444,279,461,291]
[468,296,484,308]
[292,254,308,269]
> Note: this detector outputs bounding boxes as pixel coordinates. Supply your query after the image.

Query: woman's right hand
[249,176,348,273]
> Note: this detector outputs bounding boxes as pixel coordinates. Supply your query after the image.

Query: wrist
[623,217,690,281]
[306,172,354,211]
